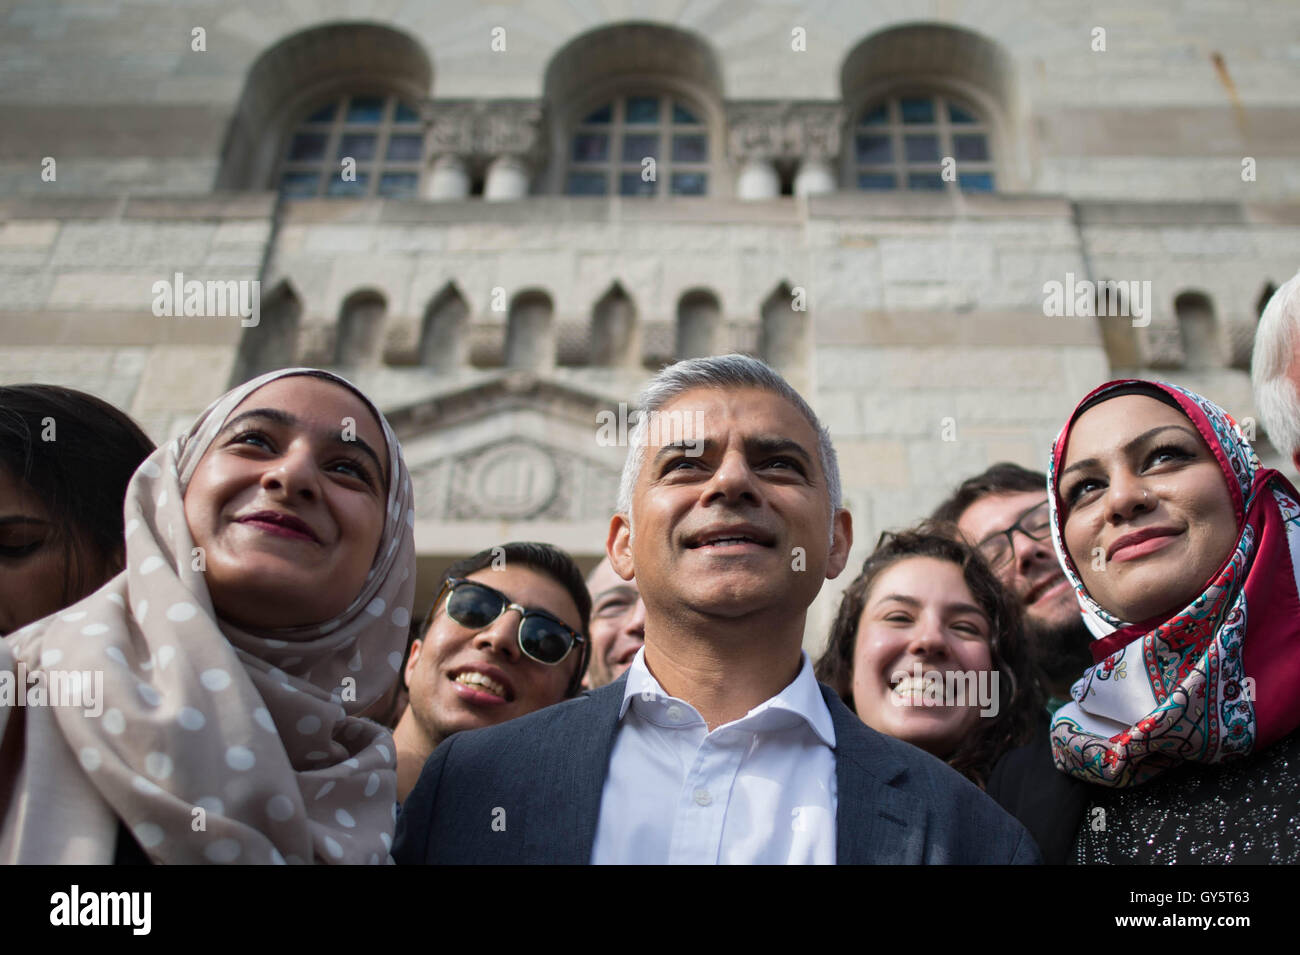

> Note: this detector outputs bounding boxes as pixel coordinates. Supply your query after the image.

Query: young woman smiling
[815,525,1042,789]
[1047,379,1300,863]
[0,369,416,864]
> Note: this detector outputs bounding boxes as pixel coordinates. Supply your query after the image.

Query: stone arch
[676,288,721,359]
[541,22,725,195]
[420,282,470,371]
[505,289,556,371]
[759,281,809,376]
[229,279,303,385]
[1174,290,1221,369]
[215,22,432,190]
[838,22,1018,190]
[335,288,388,366]
[590,282,639,368]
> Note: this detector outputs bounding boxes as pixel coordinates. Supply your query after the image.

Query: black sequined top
[1072,726,1300,864]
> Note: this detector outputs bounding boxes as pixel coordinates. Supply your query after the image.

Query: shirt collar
[618,646,836,748]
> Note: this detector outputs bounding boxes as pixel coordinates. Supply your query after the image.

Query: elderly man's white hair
[615,354,842,543]
[1252,270,1300,463]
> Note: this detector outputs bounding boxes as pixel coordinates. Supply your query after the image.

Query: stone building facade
[2,1,1298,646]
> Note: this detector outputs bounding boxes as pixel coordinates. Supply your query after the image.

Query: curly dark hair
[814,521,1043,789]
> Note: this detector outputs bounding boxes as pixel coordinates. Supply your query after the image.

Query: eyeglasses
[975,500,1052,573]
[434,577,586,666]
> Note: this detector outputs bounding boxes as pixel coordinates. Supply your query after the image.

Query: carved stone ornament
[726,101,845,163]
[425,99,548,164]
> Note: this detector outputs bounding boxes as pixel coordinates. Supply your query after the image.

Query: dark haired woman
[1,368,415,863]
[1044,379,1300,863]
[0,385,155,636]
[815,523,1042,789]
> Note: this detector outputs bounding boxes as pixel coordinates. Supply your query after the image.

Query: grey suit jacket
[393,676,1041,864]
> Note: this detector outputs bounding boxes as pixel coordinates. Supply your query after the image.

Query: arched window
[505,289,556,371]
[1175,291,1221,369]
[566,94,710,197]
[278,93,424,198]
[676,289,720,359]
[230,280,302,384]
[590,283,638,367]
[420,283,469,371]
[335,289,387,366]
[853,93,994,192]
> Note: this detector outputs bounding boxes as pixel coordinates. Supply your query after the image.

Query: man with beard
[932,463,1092,862]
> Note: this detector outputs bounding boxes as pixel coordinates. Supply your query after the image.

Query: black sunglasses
[434,577,586,666]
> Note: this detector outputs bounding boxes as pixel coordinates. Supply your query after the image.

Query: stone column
[736,159,779,199]
[426,154,470,200]
[484,155,531,201]
[793,157,835,196]
[727,102,844,200]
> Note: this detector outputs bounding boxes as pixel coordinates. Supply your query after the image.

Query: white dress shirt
[590,647,837,864]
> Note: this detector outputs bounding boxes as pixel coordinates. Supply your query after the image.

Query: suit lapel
[524,676,627,864]
[823,686,928,864]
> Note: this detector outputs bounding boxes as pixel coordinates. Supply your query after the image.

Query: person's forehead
[958,490,1047,539]
[864,556,976,607]
[233,376,382,434]
[654,386,817,444]
[1065,394,1189,461]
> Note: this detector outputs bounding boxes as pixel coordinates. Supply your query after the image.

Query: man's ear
[403,638,423,688]
[825,509,854,580]
[608,513,634,581]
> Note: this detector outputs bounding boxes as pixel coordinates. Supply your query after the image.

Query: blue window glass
[620,171,656,196]
[345,96,385,124]
[953,134,989,162]
[327,172,370,196]
[566,171,607,195]
[672,102,701,124]
[907,172,945,191]
[288,132,328,162]
[622,133,660,162]
[338,133,377,161]
[857,172,896,190]
[904,134,940,162]
[859,103,889,126]
[899,97,934,124]
[572,133,609,162]
[385,134,423,162]
[670,172,707,196]
[393,102,421,124]
[305,103,336,123]
[959,172,995,192]
[279,171,320,197]
[378,172,419,197]
[855,134,892,164]
[948,103,978,124]
[626,96,660,124]
[672,134,707,163]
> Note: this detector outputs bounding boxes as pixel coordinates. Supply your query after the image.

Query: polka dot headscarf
[0,368,415,863]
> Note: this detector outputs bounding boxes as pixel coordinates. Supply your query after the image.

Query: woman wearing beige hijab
[0,368,415,864]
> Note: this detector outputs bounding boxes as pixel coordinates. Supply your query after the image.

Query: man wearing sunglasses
[392,541,590,802]
[396,355,1037,864]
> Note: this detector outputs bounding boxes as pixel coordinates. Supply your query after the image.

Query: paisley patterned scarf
[1047,379,1300,786]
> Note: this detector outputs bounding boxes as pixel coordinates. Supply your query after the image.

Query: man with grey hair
[395,355,1039,864]
[1252,270,1300,472]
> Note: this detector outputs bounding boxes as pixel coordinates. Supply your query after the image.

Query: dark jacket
[394,676,1042,864]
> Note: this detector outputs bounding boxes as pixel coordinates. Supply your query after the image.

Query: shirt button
[693,788,712,807]
[666,705,684,722]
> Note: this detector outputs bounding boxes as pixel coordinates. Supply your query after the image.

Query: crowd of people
[2,270,1299,864]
